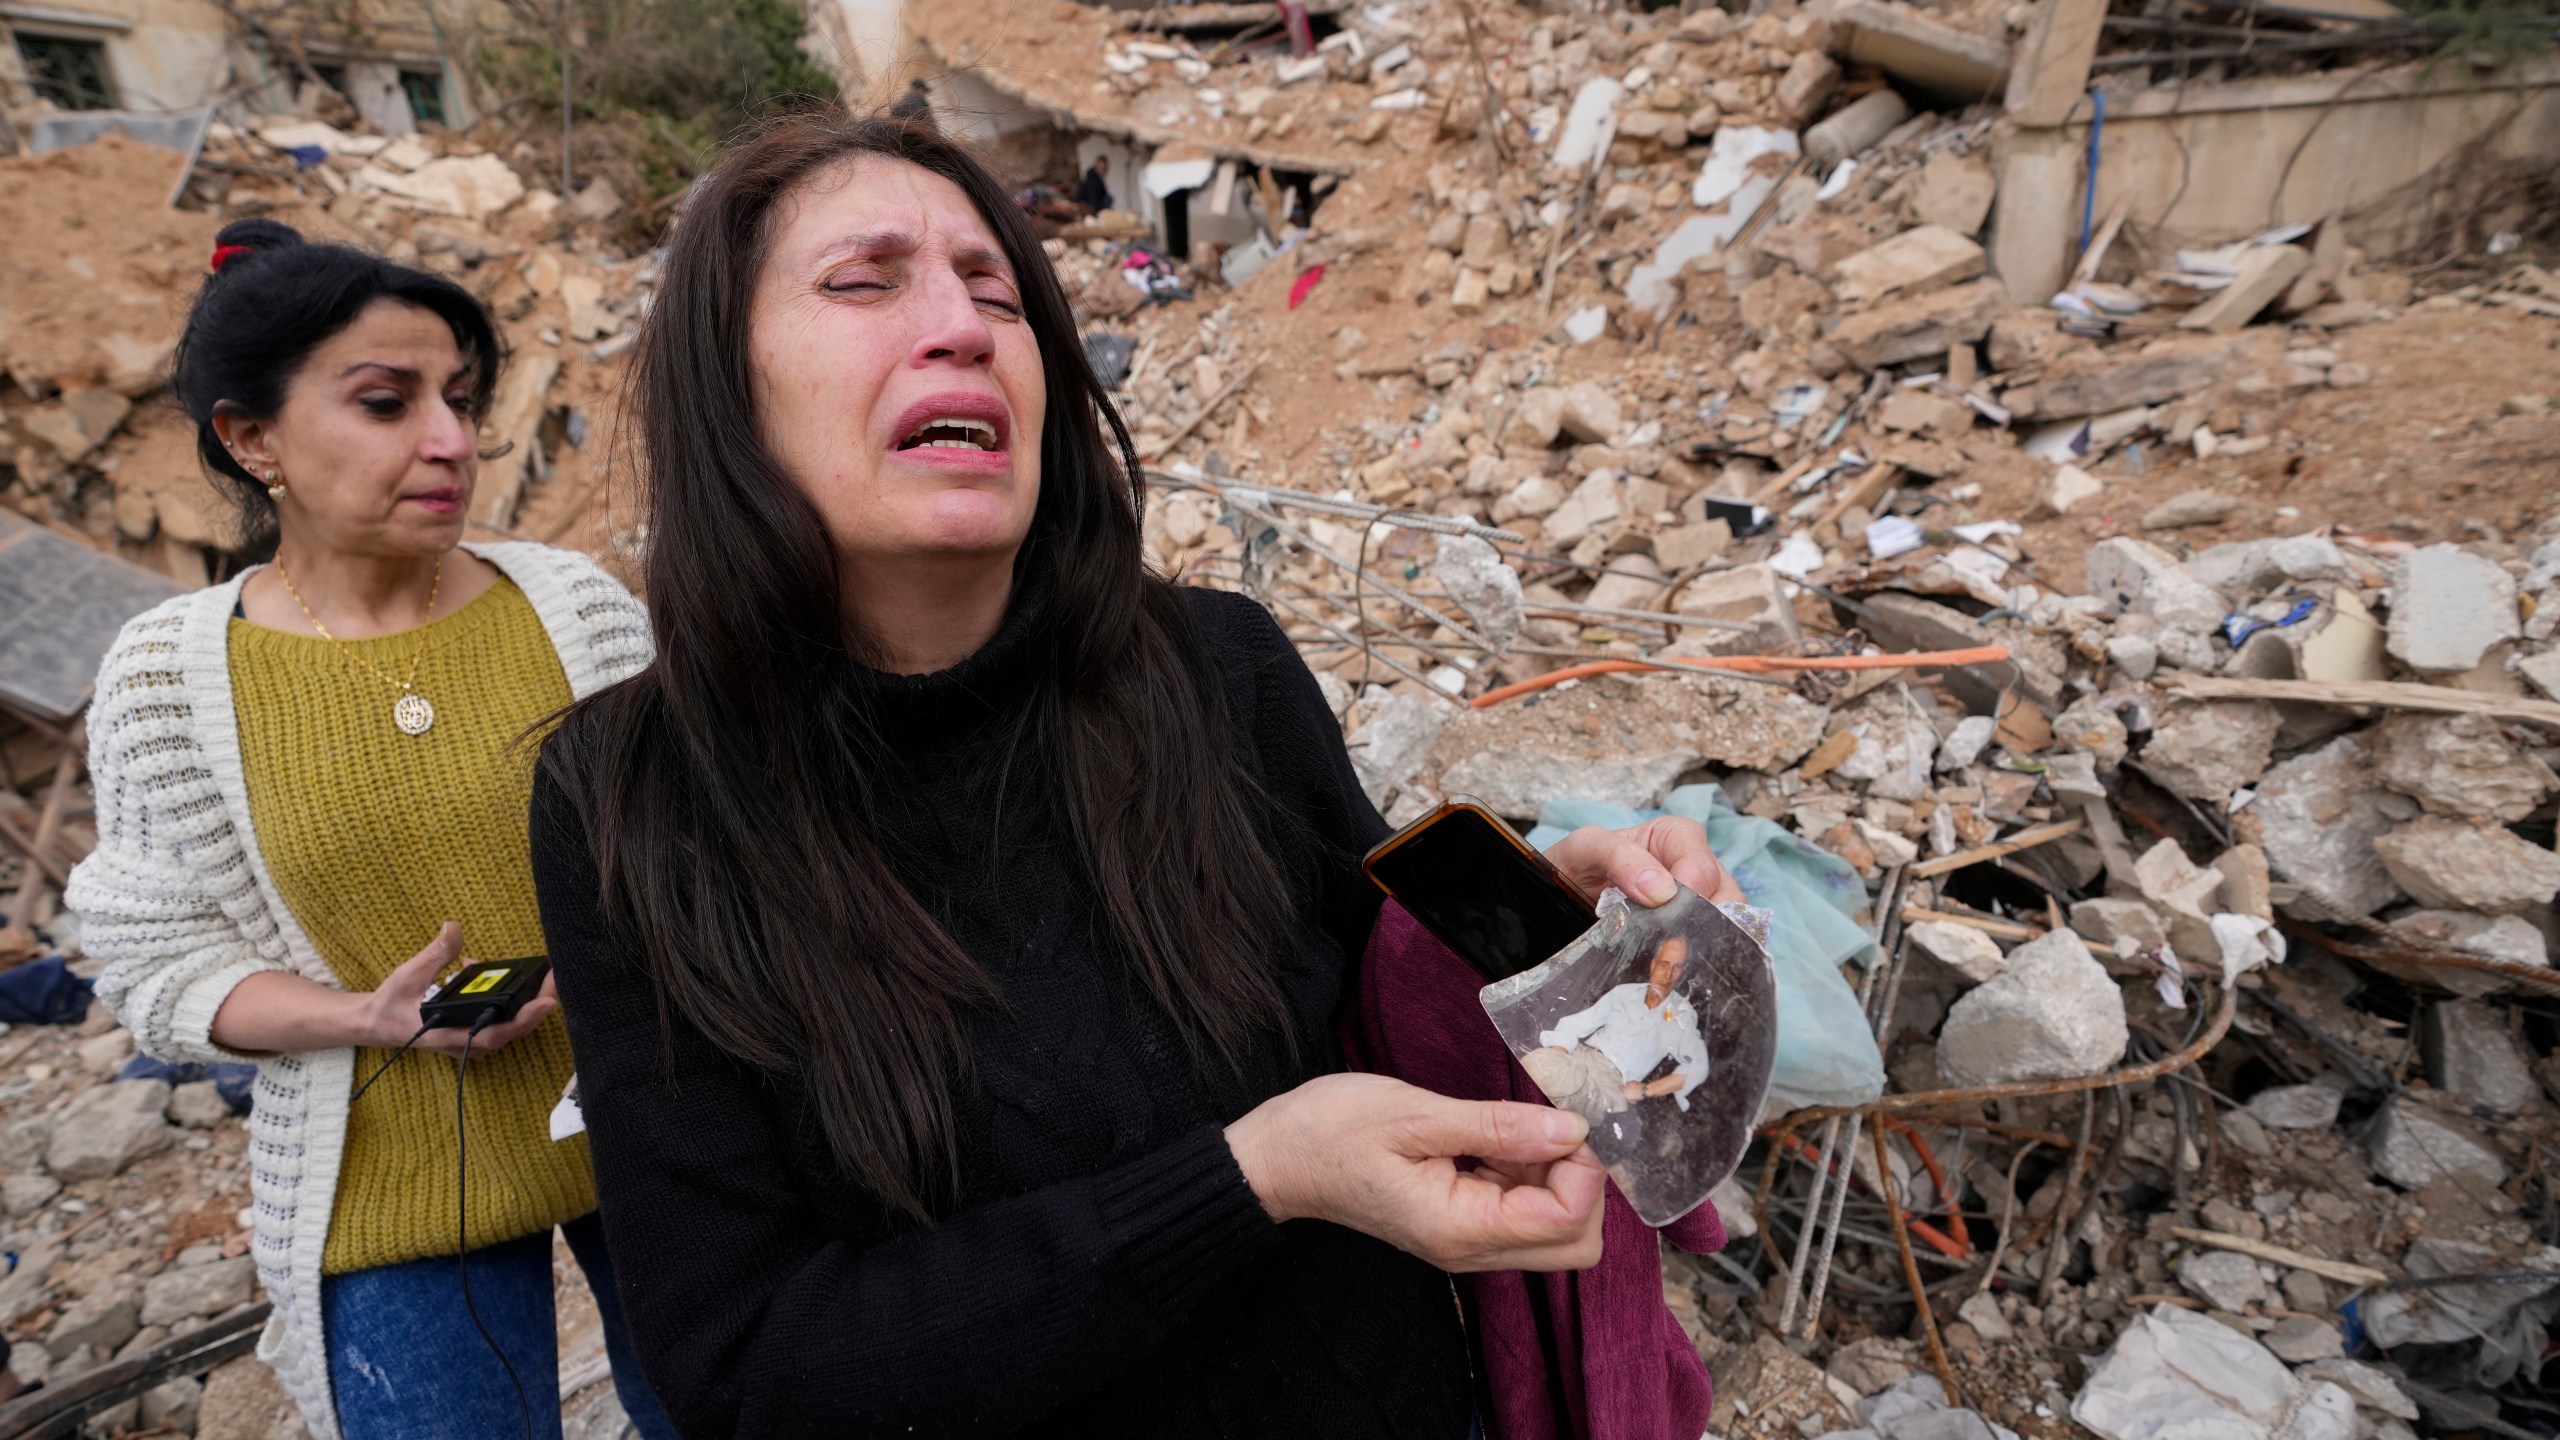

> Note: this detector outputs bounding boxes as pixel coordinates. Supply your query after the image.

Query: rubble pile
[1,115,650,584]
[962,0,2560,1432]
[3,0,2560,1432]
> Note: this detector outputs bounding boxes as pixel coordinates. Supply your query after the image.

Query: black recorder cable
[347,1021,433,1105]
[455,1008,535,1440]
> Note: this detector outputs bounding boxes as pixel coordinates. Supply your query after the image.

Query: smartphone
[1364,800,1597,981]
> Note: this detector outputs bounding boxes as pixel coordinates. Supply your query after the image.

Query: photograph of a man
[1519,936,1710,1118]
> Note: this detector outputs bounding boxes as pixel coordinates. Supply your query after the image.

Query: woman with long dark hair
[68,221,675,1440]
[531,112,1740,1438]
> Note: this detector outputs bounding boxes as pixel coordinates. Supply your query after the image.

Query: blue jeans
[323,1212,678,1440]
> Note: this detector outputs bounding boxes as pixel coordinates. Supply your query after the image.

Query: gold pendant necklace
[274,557,445,736]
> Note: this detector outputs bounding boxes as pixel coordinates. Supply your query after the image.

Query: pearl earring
[266,469,286,502]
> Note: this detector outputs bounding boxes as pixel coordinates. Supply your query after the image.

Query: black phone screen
[1368,810,1597,981]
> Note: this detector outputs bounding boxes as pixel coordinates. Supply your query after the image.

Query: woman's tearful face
[748,154,1048,572]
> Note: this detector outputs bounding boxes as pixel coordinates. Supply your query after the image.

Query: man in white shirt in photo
[1521,936,1711,1117]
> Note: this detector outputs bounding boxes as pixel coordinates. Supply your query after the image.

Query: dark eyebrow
[811,231,1014,278]
[811,230,918,266]
[341,362,422,382]
[952,242,1014,278]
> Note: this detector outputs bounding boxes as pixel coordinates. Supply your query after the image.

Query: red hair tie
[210,244,252,273]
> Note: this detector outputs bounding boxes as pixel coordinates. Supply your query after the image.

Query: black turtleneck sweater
[528,585,1471,1440]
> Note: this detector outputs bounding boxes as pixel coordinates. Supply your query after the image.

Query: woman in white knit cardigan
[66,221,670,1440]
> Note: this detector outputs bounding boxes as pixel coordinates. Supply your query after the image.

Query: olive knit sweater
[530,582,1474,1439]
[230,577,593,1273]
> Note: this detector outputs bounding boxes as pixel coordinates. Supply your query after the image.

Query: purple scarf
[1344,902,1724,1440]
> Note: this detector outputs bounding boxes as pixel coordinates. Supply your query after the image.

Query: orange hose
[1471,645,2014,708]
[1884,1119,1973,1256]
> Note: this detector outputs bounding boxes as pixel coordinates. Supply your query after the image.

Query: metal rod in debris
[1152,468,1525,544]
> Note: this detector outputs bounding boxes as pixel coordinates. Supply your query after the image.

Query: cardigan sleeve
[530,768,1281,1439]
[66,602,291,1065]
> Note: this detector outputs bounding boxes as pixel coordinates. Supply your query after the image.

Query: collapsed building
[3,0,2560,1435]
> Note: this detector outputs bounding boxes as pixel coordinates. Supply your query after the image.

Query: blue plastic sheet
[1526,784,1887,1112]
[0,957,93,1026]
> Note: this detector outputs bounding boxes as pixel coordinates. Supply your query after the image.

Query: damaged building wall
[0,0,232,114]
[1,0,480,136]
[1997,45,2560,302]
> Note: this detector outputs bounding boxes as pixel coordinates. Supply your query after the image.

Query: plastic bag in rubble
[1480,883,1778,1226]
[1527,783,1886,1111]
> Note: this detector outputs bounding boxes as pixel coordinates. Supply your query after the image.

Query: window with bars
[399,69,445,126]
[13,32,117,111]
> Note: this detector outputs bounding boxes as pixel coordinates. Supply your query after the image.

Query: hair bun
[212,217,307,254]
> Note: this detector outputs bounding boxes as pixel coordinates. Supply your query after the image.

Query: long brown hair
[539,112,1293,1221]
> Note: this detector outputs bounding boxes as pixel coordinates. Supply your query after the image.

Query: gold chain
[273,556,444,695]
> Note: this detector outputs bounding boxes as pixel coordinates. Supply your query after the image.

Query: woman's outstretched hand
[360,922,559,1058]
[1224,1072,1607,1272]
[1543,816,1744,908]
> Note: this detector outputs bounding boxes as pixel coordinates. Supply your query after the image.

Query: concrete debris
[8,1,2560,1430]
[2246,1084,2343,1130]
[2138,701,2282,801]
[2261,1317,2344,1365]
[1933,929,2128,1086]
[2385,543,2520,673]
[2365,1099,2508,1189]
[2139,489,2242,532]
[44,1079,176,1182]
[1429,535,1524,649]
[2251,735,2410,920]
[2085,538,2229,633]
[2365,711,2554,822]
[1905,919,2007,985]
[2173,1249,2266,1312]
[2371,816,2560,916]
[2421,1000,2538,1115]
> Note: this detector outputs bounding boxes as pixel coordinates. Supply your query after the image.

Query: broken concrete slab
[2137,700,2282,800]
[2178,245,2312,334]
[1822,688,1942,803]
[2012,340,2242,422]
[1832,0,2012,102]
[1832,225,1985,305]
[1934,928,2128,1086]
[2422,1000,2537,1115]
[2385,542,2520,673]
[2072,897,2168,953]
[2371,816,2560,915]
[43,1080,175,1182]
[1906,919,2008,985]
[2366,711,2554,823]
[1506,387,1568,448]
[2247,1083,2342,1130]
[2133,837,2221,960]
[2253,734,2407,920]
[1669,561,1802,652]
[2083,537,2228,632]
[2174,1250,2267,1312]
[2052,696,2128,769]
[1428,670,1826,818]
[1910,149,1997,237]
[1774,51,1841,128]
[1857,590,2063,710]
[2034,463,2104,518]
[1558,381,1622,444]
[2366,1099,2506,1189]
[1825,277,2005,370]
[2140,489,2242,531]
